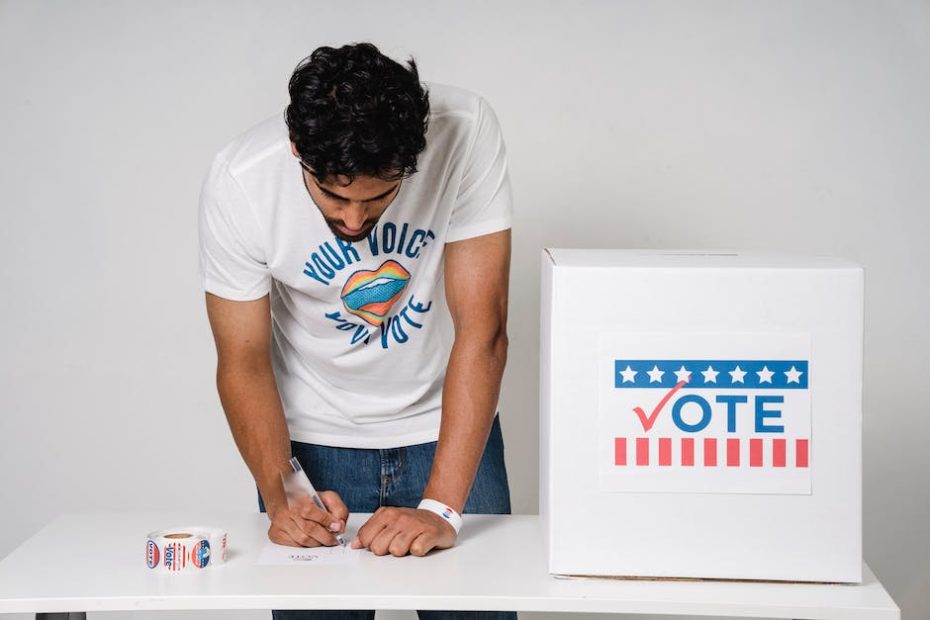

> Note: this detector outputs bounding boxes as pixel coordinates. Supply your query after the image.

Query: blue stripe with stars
[613,360,809,389]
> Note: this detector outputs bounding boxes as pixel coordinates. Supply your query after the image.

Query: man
[198,42,514,619]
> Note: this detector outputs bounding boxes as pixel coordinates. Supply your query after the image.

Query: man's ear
[290,141,300,158]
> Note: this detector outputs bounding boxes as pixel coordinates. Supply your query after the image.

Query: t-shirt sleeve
[445,97,514,243]
[198,153,272,301]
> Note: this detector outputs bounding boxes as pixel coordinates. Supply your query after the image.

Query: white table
[0,512,899,619]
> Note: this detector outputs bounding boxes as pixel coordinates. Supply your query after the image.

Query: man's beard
[324,217,379,243]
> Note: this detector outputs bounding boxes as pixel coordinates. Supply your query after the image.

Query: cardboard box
[539,249,862,582]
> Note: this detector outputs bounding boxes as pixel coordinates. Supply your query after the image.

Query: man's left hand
[351,506,456,557]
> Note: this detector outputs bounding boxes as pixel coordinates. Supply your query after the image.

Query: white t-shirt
[198,83,513,448]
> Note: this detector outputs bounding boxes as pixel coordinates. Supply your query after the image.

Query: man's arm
[424,228,510,510]
[353,228,510,556]
[205,292,348,546]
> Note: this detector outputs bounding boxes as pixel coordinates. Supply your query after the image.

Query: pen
[283,456,347,547]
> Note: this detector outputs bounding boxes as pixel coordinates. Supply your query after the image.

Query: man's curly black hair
[284,42,430,184]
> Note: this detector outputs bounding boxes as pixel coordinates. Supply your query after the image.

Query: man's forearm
[216,360,292,518]
[424,331,508,513]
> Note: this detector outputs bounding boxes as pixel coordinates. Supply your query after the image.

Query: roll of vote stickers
[145,527,227,573]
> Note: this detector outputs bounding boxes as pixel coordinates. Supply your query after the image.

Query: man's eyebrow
[318,183,399,203]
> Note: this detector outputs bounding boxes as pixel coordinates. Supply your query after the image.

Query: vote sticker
[191,539,211,568]
[598,332,812,495]
[145,539,160,569]
[163,541,187,572]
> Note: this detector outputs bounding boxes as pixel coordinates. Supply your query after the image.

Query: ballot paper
[257,540,361,566]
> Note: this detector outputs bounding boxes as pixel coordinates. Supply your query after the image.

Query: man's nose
[341,206,368,231]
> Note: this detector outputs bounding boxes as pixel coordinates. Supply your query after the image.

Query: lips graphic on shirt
[340,260,411,326]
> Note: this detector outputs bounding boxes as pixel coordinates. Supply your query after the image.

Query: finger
[369,527,402,556]
[354,512,391,550]
[353,512,389,549]
[274,511,315,547]
[388,525,425,558]
[268,524,300,547]
[293,496,329,521]
[409,531,437,557]
[294,515,340,547]
[281,518,322,548]
[280,512,331,547]
[319,491,349,525]
[294,496,342,532]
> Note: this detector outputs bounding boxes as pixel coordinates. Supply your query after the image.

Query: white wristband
[417,498,463,534]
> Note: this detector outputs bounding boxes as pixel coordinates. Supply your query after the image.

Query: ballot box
[539,249,863,583]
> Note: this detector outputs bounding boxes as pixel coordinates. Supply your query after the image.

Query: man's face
[292,144,401,243]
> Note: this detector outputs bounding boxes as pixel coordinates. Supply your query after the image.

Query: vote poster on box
[598,331,812,495]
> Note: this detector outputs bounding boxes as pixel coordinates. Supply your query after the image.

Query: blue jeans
[258,415,516,620]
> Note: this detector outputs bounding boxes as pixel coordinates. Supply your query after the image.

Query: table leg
[36,614,86,620]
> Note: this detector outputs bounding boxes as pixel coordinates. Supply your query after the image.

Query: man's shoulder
[423,83,501,157]
[426,82,485,117]
[212,112,290,177]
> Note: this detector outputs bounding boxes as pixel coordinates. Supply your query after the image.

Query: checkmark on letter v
[632,380,688,432]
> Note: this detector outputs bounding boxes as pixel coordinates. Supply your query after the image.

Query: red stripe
[750,439,763,467]
[659,438,671,466]
[773,438,786,467]
[704,438,717,466]
[681,438,694,466]
[796,439,809,468]
[614,437,627,466]
[636,437,649,466]
[727,438,740,466]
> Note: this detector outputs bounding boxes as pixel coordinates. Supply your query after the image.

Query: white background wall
[1,1,928,619]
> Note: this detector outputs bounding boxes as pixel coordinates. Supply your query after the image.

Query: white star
[619,365,638,383]
[701,365,719,383]
[784,366,803,383]
[757,366,774,383]
[646,365,665,383]
[729,366,747,383]
[673,365,692,383]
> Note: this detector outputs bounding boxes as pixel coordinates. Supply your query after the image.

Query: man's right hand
[267,491,349,547]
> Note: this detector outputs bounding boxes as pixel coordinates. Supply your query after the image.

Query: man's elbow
[215,348,273,387]
[492,326,508,367]
[455,321,508,369]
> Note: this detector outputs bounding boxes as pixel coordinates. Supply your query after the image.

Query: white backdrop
[1,1,928,619]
